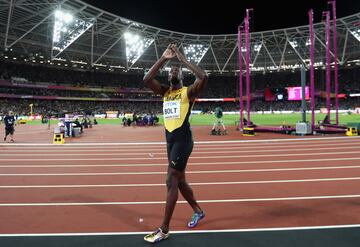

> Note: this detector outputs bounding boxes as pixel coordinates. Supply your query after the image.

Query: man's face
[9,111,13,116]
[168,66,182,85]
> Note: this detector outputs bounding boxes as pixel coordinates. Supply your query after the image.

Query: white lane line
[2,165,360,177]
[1,224,360,236]
[2,139,360,151]
[1,194,360,206]
[1,157,359,168]
[1,177,360,188]
[0,136,358,146]
[0,145,358,157]
[3,141,359,152]
[0,151,357,161]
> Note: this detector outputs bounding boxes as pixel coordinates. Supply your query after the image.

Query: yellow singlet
[163,86,192,133]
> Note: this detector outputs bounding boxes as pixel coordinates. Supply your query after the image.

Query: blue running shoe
[187,211,205,228]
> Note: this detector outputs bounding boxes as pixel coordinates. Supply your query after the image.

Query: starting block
[346,127,358,136]
[53,133,65,144]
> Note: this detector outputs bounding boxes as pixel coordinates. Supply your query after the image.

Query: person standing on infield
[3,111,16,142]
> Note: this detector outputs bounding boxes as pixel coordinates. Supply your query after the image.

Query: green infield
[22,113,360,126]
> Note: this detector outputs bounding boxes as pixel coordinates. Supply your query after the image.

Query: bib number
[163,100,180,119]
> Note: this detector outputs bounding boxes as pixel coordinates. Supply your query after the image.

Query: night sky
[82,0,360,34]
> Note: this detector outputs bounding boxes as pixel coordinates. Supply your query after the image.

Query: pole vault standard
[308,9,315,131]
[323,10,331,123]
[245,9,252,128]
[329,0,339,126]
[309,2,344,134]
[238,25,244,130]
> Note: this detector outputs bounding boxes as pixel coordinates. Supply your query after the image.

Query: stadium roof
[82,0,360,34]
[0,0,359,73]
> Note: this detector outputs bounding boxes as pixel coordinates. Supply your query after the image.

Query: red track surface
[1,125,360,235]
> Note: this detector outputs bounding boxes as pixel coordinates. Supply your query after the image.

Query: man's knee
[178,179,189,190]
[166,169,183,189]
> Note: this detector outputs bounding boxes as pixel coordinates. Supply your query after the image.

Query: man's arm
[143,44,174,96]
[172,45,208,100]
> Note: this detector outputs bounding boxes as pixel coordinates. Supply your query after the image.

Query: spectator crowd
[1,59,359,117]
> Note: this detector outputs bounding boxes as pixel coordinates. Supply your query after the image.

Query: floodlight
[124,32,154,67]
[289,40,298,48]
[349,27,360,42]
[52,9,94,58]
[183,44,209,64]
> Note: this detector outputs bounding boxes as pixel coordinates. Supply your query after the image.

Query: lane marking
[2,139,360,151]
[1,176,360,187]
[0,145,358,157]
[1,166,360,176]
[0,151,357,162]
[1,157,359,168]
[1,224,360,236]
[0,136,358,146]
[1,194,360,206]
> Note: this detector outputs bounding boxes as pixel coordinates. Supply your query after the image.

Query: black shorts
[5,127,14,136]
[167,140,193,171]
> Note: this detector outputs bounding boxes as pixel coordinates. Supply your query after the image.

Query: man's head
[8,111,13,116]
[168,65,183,86]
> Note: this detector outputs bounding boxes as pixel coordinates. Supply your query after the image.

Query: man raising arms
[143,44,208,243]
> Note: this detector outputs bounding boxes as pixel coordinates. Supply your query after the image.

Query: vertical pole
[91,24,94,67]
[329,0,339,125]
[238,25,244,130]
[324,11,331,123]
[301,65,306,122]
[308,9,315,130]
[245,9,251,127]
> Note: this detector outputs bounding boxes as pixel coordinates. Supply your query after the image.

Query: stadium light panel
[124,32,154,67]
[349,27,360,42]
[183,44,209,64]
[253,43,262,52]
[289,40,298,48]
[54,10,73,24]
[52,10,94,58]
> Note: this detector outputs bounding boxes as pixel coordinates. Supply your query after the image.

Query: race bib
[163,100,180,119]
